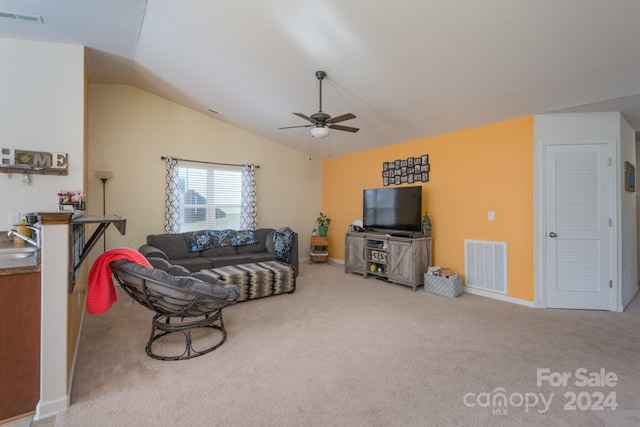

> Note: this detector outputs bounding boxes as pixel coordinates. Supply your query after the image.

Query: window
[178,164,242,232]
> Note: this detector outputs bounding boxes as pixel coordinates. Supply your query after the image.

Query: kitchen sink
[0,245,38,267]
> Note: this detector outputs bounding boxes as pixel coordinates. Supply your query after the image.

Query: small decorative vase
[421,212,432,236]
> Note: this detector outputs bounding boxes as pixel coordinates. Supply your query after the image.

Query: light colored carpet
[54,262,639,427]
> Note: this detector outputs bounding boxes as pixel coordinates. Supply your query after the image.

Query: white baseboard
[320,258,640,312]
[464,287,536,308]
[312,260,535,308]
[34,394,69,421]
[620,285,640,312]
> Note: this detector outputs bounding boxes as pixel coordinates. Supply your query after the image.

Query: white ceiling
[2,0,640,158]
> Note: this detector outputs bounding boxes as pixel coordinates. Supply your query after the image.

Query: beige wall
[87,84,322,257]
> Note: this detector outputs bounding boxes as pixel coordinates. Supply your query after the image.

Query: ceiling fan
[279,70,359,138]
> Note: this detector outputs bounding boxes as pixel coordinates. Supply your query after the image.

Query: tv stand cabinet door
[345,233,366,274]
[386,240,414,286]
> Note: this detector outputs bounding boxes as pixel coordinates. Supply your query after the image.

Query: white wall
[0,38,85,226]
[636,133,640,304]
[534,112,637,311]
[87,84,322,259]
[0,37,86,420]
[620,116,638,307]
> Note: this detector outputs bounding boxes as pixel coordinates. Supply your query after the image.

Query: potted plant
[316,212,331,237]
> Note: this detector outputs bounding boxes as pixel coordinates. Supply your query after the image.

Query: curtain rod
[160,156,260,168]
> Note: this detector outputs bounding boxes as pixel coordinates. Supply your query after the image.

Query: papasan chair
[110,259,240,361]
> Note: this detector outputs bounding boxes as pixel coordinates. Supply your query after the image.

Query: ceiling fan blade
[293,112,317,124]
[279,124,313,129]
[327,113,356,124]
[329,124,359,133]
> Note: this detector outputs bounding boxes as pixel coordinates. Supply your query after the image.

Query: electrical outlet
[8,212,19,225]
[488,211,495,221]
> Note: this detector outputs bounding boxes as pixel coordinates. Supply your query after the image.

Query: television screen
[363,186,422,232]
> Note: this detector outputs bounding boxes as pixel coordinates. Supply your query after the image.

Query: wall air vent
[464,239,508,294]
[0,10,44,23]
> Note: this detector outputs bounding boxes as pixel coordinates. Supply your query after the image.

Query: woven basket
[424,274,463,298]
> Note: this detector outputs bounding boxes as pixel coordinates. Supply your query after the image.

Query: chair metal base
[146,309,227,361]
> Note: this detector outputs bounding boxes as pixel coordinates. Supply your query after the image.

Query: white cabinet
[345,232,432,291]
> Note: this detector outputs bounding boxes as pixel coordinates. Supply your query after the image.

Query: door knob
[549,232,557,238]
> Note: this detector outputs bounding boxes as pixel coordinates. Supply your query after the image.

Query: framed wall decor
[625,161,635,192]
[381,154,430,186]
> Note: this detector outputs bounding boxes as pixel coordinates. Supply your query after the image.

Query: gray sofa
[138,228,298,275]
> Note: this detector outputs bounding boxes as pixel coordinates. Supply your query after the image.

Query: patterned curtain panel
[240,163,257,230]
[164,156,180,233]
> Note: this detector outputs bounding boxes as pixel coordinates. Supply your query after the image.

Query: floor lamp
[94,170,114,251]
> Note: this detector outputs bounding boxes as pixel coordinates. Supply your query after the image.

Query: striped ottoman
[197,261,296,302]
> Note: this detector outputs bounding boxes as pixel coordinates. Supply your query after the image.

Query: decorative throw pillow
[183,229,258,252]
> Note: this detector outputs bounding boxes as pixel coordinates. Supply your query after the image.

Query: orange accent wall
[322,116,534,301]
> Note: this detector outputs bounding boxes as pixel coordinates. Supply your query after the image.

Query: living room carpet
[54,262,640,426]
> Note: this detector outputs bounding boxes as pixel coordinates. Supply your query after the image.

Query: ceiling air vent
[0,10,43,23]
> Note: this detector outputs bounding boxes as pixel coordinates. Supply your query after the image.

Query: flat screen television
[363,186,422,234]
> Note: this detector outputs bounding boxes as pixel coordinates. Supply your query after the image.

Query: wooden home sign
[0,148,68,175]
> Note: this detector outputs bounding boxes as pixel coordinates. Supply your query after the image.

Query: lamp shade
[94,170,114,181]
[310,126,330,138]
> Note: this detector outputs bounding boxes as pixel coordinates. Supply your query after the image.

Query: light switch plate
[488,211,495,221]
[8,212,19,225]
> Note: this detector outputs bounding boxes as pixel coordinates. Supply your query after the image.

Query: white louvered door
[545,143,612,310]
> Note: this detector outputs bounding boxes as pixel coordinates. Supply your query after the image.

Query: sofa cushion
[138,244,170,261]
[208,256,253,268]
[201,245,237,258]
[253,228,272,246]
[248,253,277,263]
[170,257,212,273]
[147,234,196,259]
[235,242,264,254]
[265,230,276,254]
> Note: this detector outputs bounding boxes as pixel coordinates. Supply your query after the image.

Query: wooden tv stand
[344,231,432,291]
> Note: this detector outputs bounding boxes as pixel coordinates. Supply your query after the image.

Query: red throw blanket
[87,248,152,315]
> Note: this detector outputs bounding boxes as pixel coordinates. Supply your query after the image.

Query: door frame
[534,137,618,311]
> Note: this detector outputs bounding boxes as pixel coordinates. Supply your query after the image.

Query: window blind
[178,164,242,231]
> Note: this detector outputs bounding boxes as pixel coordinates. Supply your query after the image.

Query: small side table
[310,236,329,263]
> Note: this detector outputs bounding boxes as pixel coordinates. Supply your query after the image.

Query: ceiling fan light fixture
[310,125,330,138]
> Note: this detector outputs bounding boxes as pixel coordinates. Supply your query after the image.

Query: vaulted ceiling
[2,0,639,158]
